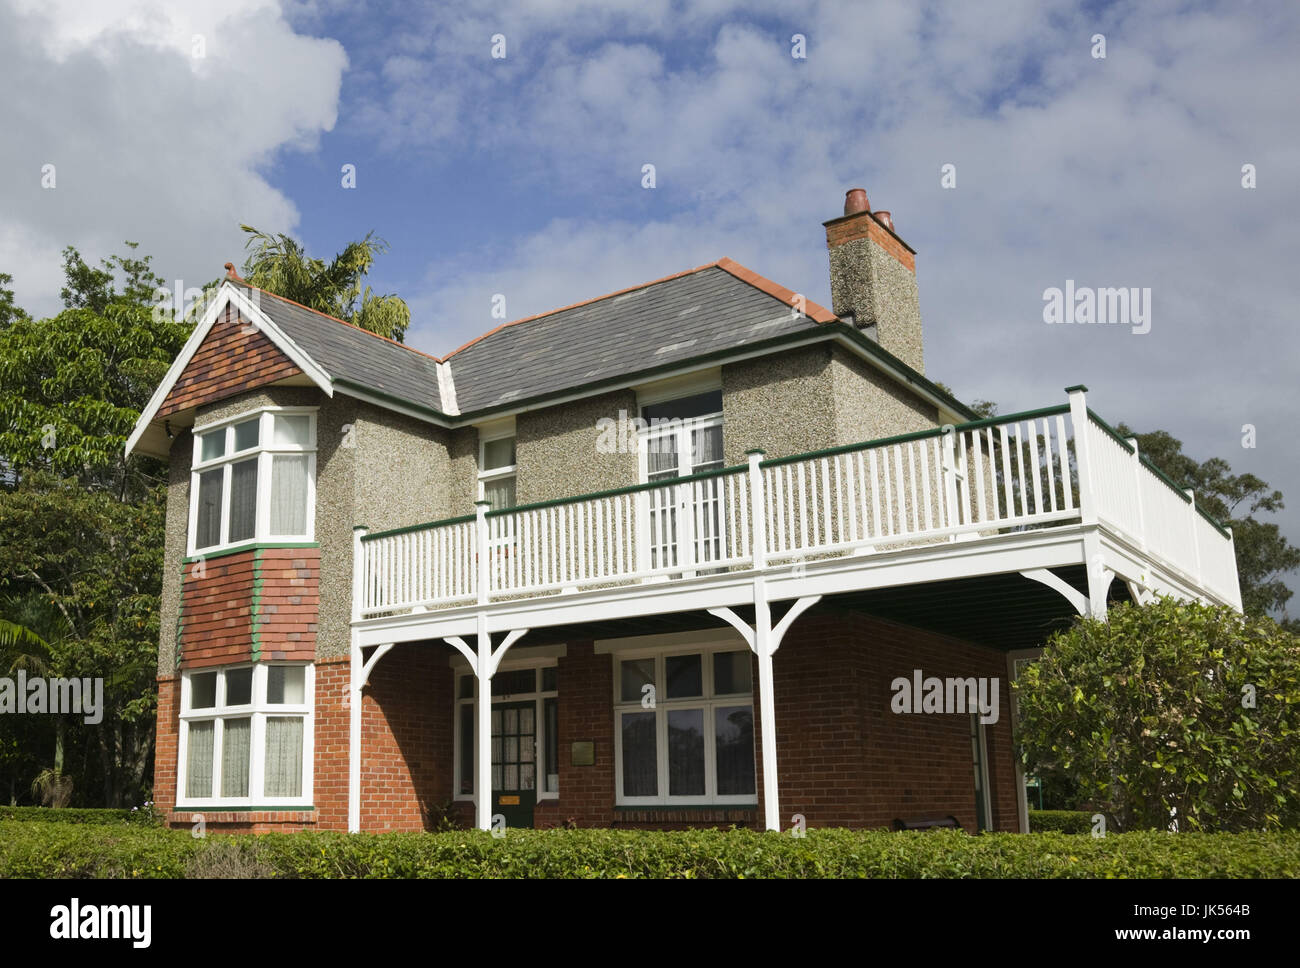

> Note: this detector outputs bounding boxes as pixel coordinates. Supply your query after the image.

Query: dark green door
[492,701,536,828]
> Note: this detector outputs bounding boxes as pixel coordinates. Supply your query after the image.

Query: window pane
[233,419,259,452]
[667,708,705,796]
[482,475,516,512]
[458,675,475,700]
[645,430,679,481]
[715,706,755,796]
[713,651,752,695]
[621,711,657,797]
[459,704,474,795]
[665,653,702,699]
[272,414,312,447]
[642,390,722,422]
[482,437,515,470]
[691,424,724,473]
[619,658,655,704]
[492,668,534,696]
[220,717,251,797]
[200,430,225,462]
[186,721,214,798]
[269,455,308,536]
[541,666,557,693]
[544,698,558,794]
[190,672,217,709]
[195,468,223,549]
[267,666,305,704]
[225,667,253,706]
[264,717,303,797]
[228,458,258,543]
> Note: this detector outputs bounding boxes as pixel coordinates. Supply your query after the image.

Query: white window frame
[477,428,517,510]
[612,641,756,807]
[452,657,559,807]
[187,406,318,557]
[176,662,315,810]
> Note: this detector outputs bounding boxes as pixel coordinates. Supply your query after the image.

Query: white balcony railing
[355,392,1241,619]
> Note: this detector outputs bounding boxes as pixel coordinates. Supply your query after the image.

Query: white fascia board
[124,283,333,458]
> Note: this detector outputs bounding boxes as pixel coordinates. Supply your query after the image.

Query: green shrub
[1,822,1296,879]
[1016,600,1300,832]
[0,806,158,826]
[1028,810,1095,833]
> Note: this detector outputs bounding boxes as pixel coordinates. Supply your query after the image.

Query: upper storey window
[189,408,317,556]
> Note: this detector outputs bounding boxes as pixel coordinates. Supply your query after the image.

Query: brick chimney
[823,188,925,373]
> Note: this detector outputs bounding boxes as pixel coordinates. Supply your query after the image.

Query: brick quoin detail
[158,302,303,418]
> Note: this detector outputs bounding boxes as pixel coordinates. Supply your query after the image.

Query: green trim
[484,463,747,519]
[250,549,265,663]
[1064,384,1089,394]
[333,377,451,422]
[1137,453,1193,504]
[342,324,981,429]
[613,804,757,812]
[183,542,319,564]
[760,403,1071,469]
[1196,505,1233,538]
[362,513,476,543]
[1086,409,1136,455]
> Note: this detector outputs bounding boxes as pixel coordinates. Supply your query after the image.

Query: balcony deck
[351,388,1241,648]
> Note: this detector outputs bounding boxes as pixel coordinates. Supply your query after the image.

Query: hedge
[0,806,157,826]
[1028,810,1095,834]
[1,822,1296,878]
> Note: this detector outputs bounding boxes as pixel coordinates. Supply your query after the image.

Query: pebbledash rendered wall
[339,609,1018,834]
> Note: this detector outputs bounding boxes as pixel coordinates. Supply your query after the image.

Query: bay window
[189,408,316,555]
[613,644,755,805]
[178,663,314,807]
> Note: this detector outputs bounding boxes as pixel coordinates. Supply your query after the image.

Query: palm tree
[237,226,411,342]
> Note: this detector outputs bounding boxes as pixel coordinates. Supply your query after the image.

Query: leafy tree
[0,273,28,330]
[1015,599,1300,832]
[239,225,410,341]
[0,245,190,498]
[0,242,185,806]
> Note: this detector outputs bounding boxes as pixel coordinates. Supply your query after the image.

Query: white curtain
[270,455,308,535]
[264,717,303,797]
[228,459,258,542]
[220,717,251,797]
[186,721,214,798]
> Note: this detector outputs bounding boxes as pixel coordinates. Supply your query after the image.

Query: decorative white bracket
[1020,568,1088,616]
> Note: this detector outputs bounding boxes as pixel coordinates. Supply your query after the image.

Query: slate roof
[446,262,828,413]
[242,259,836,418]
[245,285,445,413]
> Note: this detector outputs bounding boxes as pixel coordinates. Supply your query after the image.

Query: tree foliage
[239,225,410,341]
[1016,599,1300,832]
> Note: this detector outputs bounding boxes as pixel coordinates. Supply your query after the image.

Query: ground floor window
[454,662,559,802]
[613,644,756,805]
[177,663,313,807]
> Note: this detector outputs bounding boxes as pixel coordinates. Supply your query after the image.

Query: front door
[492,701,536,828]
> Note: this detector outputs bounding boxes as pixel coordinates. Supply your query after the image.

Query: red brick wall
[178,551,256,667]
[313,659,349,831]
[534,641,614,829]
[253,548,319,662]
[756,611,1018,833]
[159,302,302,418]
[153,677,178,816]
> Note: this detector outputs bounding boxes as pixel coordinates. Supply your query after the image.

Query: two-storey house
[127,189,1241,835]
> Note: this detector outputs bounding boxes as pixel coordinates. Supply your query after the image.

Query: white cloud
[0,0,346,316]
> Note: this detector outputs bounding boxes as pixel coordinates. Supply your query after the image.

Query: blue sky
[2,0,1299,611]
